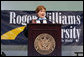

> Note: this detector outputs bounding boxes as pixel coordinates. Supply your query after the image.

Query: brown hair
[35,5,46,13]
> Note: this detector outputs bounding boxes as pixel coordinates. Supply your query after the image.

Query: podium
[28,24,61,56]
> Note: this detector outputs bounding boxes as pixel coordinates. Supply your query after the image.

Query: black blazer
[23,18,52,38]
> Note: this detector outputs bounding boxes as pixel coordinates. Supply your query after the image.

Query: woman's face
[37,9,46,18]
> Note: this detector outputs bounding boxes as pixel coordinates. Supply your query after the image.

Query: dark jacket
[23,18,52,38]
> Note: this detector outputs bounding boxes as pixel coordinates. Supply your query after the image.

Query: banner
[1,10,83,45]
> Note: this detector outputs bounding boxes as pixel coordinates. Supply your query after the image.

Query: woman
[23,5,52,38]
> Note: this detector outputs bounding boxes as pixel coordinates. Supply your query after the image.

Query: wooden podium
[28,24,61,56]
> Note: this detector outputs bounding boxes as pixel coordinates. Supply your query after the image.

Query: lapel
[36,17,47,24]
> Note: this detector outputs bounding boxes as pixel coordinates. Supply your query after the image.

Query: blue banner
[1,10,83,45]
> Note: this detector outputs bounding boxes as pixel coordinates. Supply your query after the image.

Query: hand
[32,19,36,24]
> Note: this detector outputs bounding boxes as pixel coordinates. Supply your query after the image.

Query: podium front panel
[28,24,61,56]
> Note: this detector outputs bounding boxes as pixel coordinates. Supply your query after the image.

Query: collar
[37,17,47,20]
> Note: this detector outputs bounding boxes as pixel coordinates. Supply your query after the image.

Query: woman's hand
[32,19,36,24]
